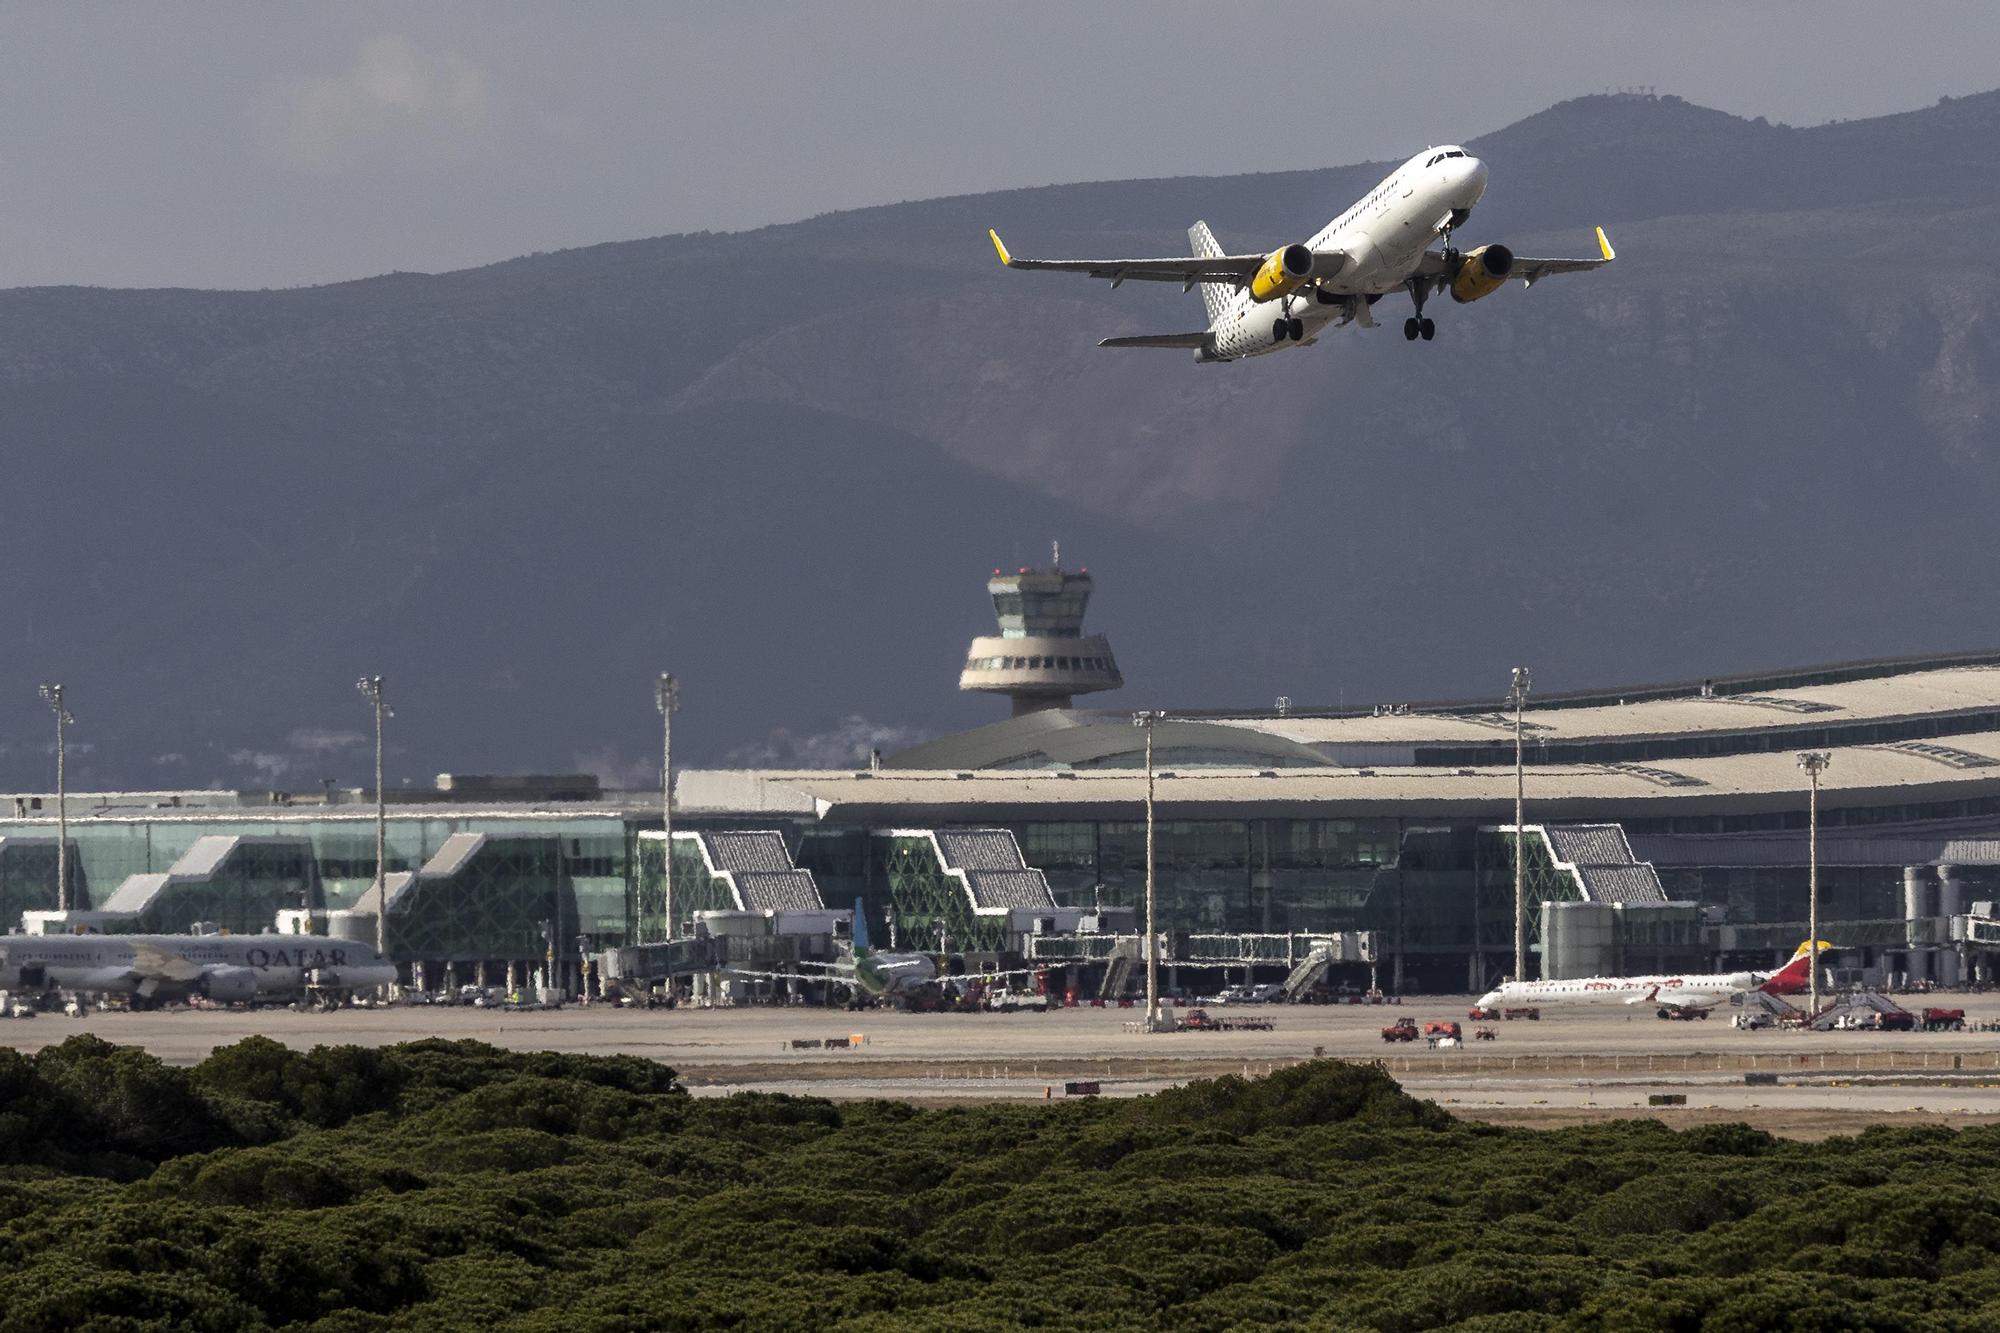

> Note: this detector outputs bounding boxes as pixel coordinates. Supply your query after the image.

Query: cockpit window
[1426,154,1442,167]
[1445,150,1466,159]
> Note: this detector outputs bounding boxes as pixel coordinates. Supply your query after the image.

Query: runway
[7,994,1999,1135]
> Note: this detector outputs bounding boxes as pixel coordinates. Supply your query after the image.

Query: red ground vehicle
[1381,1018,1418,1042]
[1423,1021,1462,1041]
[1922,1007,1967,1031]
[1468,1006,1499,1021]
[1877,1010,1917,1031]
[1503,1007,1541,1021]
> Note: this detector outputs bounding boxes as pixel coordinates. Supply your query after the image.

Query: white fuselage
[853,951,937,997]
[0,933,398,1002]
[1478,969,1764,1012]
[1207,147,1488,361]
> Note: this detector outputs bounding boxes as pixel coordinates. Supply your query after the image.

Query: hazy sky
[4,1,1998,290]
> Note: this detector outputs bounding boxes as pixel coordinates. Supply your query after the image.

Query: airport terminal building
[6,648,2000,994]
[6,564,2000,993]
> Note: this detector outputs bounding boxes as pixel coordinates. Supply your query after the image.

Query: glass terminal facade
[0,798,1985,988]
[0,812,630,954]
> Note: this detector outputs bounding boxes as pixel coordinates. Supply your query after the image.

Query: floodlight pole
[38,685,73,914]
[1133,710,1167,1031]
[655,673,680,944]
[1510,667,1532,983]
[1798,751,1831,1017]
[356,676,390,972]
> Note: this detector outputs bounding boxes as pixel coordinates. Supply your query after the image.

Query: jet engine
[1249,244,1314,302]
[313,962,399,991]
[1449,244,1514,303]
[199,966,261,1003]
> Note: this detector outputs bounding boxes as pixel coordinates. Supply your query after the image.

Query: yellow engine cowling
[1249,244,1314,303]
[1449,244,1514,303]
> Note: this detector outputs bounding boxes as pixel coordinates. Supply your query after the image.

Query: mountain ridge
[4,90,1999,786]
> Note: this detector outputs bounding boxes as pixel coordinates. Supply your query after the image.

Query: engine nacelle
[312,963,399,991]
[1249,244,1314,303]
[1449,244,1513,303]
[200,966,261,1003]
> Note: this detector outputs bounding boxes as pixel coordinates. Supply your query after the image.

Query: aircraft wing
[127,941,205,984]
[990,230,1267,289]
[1420,227,1616,286]
[953,964,1051,984]
[1654,990,1727,1011]
[1509,226,1617,285]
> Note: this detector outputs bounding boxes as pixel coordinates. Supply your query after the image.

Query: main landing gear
[1403,276,1436,342]
[1270,315,1305,342]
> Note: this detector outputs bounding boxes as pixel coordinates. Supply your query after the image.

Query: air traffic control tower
[959,548,1123,716]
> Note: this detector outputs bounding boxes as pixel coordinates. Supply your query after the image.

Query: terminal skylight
[1873,741,2000,770]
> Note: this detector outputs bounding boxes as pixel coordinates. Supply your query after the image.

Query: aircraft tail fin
[851,897,870,957]
[1760,940,1835,993]
[1188,221,1234,324]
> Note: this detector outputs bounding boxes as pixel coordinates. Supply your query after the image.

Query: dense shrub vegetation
[0,1036,1996,1329]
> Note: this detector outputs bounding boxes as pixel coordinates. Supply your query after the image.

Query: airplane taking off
[1476,940,1833,1019]
[0,933,398,1008]
[988,146,1613,361]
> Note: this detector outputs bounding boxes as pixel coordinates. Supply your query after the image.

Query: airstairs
[1806,989,1909,1031]
[1098,938,1140,1001]
[1282,943,1337,1002]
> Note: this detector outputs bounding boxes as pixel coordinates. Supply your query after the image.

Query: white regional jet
[1476,941,1830,1019]
[988,146,1613,362]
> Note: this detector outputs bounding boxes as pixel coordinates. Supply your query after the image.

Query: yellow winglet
[988,229,1013,266]
[1596,226,1616,261]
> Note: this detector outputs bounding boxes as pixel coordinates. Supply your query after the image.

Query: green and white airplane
[723,900,939,1001]
[730,901,1051,1004]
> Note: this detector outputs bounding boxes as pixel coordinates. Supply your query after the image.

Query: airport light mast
[655,672,680,943]
[356,675,391,969]
[1133,710,1168,1031]
[38,685,73,914]
[1798,750,1831,1017]
[1510,667,1532,983]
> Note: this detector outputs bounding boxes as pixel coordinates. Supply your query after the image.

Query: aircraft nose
[1459,156,1489,201]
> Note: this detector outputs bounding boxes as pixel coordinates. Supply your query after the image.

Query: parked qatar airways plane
[0,933,398,1007]
[1477,940,1833,1018]
[988,146,1613,362]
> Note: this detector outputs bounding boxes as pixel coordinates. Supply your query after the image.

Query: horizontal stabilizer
[1098,332,1210,350]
